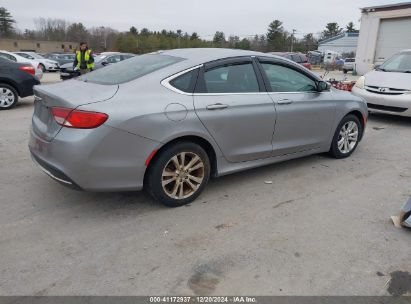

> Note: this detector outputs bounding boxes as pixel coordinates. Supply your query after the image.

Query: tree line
[0,7,358,54]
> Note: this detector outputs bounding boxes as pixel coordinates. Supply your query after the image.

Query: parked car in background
[270,52,312,70]
[43,53,76,66]
[343,58,355,73]
[0,50,43,80]
[59,52,135,80]
[30,48,367,207]
[0,57,40,110]
[352,49,411,117]
[14,52,59,72]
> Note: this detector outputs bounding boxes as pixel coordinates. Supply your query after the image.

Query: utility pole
[291,29,296,52]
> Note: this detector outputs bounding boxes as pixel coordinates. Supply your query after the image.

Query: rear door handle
[277,99,293,105]
[206,103,228,110]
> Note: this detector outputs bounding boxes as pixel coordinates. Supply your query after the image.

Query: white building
[355,2,411,75]
[318,32,359,54]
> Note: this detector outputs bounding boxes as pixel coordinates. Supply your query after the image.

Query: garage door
[374,17,411,63]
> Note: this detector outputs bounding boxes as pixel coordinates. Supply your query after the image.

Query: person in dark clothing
[73,42,94,74]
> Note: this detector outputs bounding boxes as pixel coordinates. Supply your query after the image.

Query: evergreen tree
[0,7,16,38]
[321,22,343,40]
[266,20,285,51]
[346,22,359,33]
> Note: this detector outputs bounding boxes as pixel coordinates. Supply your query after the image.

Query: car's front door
[193,57,276,163]
[257,58,336,156]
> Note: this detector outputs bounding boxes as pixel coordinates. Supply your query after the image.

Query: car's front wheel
[0,84,19,110]
[146,142,211,207]
[39,64,46,73]
[329,114,362,159]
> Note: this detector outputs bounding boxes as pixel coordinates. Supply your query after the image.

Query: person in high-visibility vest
[73,42,94,74]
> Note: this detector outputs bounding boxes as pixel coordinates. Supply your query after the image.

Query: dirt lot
[0,73,410,296]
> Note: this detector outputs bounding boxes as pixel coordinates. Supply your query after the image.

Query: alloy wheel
[161,152,205,199]
[337,121,359,154]
[0,88,15,108]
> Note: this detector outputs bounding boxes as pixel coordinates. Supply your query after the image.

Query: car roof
[159,48,282,67]
[0,50,14,54]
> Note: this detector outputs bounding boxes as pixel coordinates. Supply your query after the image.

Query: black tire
[39,64,46,73]
[343,69,348,74]
[0,83,19,110]
[145,141,210,207]
[329,114,362,159]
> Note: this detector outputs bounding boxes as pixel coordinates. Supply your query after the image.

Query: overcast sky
[2,0,405,39]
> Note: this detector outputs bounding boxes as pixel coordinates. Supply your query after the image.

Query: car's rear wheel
[146,142,210,207]
[0,84,18,110]
[329,114,362,159]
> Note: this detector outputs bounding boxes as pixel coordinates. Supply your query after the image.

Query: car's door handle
[206,103,228,110]
[277,99,293,105]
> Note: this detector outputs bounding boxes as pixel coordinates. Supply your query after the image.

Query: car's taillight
[51,107,108,129]
[19,65,35,75]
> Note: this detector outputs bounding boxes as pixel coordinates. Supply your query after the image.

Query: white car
[352,49,411,117]
[15,52,59,72]
[343,58,355,73]
[0,50,43,80]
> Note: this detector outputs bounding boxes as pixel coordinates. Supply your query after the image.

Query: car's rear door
[193,57,276,163]
[257,57,336,156]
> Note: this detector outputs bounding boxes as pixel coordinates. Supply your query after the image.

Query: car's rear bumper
[19,77,40,98]
[29,125,161,192]
[31,152,82,190]
[352,87,411,117]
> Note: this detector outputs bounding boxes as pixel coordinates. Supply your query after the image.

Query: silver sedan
[29,48,368,207]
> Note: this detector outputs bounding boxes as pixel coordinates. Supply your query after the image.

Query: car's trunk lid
[32,79,118,141]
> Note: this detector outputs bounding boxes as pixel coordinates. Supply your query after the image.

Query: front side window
[79,54,184,85]
[203,63,259,93]
[261,63,317,92]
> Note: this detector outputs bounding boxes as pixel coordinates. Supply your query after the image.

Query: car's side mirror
[101,61,109,66]
[318,81,330,92]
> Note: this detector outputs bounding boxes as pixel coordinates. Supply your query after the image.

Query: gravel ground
[0,73,410,296]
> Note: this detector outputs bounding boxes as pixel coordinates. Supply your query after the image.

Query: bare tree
[34,17,68,41]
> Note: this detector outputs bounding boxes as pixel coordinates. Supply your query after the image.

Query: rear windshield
[345,58,355,62]
[79,54,184,85]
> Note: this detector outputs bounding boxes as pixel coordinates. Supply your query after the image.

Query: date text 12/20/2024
[149,297,257,303]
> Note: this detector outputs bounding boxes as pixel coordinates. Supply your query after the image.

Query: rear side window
[203,63,259,93]
[79,54,184,85]
[169,69,199,93]
[0,53,16,62]
[291,54,302,63]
